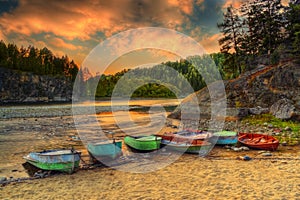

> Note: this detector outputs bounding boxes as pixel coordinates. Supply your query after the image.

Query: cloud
[199,33,222,53]
[222,0,243,9]
[49,37,79,51]
[83,28,208,75]
[167,0,195,15]
[0,0,195,41]
[0,29,7,42]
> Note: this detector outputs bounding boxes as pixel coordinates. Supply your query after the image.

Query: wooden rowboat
[124,135,161,151]
[162,130,212,141]
[23,149,81,174]
[238,133,280,151]
[211,131,238,145]
[160,130,212,154]
[161,138,212,154]
[87,140,122,160]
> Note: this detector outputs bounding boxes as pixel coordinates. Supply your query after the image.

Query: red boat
[238,133,280,151]
[160,130,212,142]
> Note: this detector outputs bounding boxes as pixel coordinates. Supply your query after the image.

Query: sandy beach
[0,105,299,200]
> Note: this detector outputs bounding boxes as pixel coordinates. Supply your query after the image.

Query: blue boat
[211,131,238,145]
[87,140,122,161]
[23,149,81,174]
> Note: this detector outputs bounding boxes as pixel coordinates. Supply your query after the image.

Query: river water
[0,99,181,119]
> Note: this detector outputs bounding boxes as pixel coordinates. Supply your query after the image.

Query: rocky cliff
[169,61,300,120]
[0,67,73,104]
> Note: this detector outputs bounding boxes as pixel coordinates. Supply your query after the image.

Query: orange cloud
[223,0,243,9]
[0,29,7,42]
[0,0,193,41]
[200,33,222,53]
[49,37,79,51]
[167,0,195,15]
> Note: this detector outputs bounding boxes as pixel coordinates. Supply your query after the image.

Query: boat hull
[23,150,81,174]
[161,140,211,154]
[87,141,122,159]
[211,131,238,145]
[238,133,280,151]
[124,136,161,151]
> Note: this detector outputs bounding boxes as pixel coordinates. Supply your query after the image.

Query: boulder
[270,98,296,119]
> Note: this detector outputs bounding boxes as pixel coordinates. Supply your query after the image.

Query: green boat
[23,149,81,174]
[124,135,162,151]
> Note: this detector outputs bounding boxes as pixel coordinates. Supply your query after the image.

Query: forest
[218,0,300,78]
[0,41,79,82]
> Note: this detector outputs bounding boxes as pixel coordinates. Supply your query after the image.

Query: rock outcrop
[270,98,296,119]
[170,61,300,120]
[0,67,73,104]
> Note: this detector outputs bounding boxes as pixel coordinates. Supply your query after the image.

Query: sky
[0,0,289,74]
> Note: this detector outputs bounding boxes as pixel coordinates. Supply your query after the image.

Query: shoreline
[0,106,299,199]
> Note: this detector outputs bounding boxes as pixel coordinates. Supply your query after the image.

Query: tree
[218,5,243,75]
[0,40,8,67]
[286,3,300,54]
[241,0,284,55]
[7,43,19,69]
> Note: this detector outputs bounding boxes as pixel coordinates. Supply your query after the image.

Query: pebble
[233,147,241,152]
[281,141,287,146]
[267,124,273,128]
[240,146,250,151]
[262,152,272,156]
[258,150,267,154]
[0,177,7,183]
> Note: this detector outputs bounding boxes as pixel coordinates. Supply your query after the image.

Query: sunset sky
[0,0,289,74]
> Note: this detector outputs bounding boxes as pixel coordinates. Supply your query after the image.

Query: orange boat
[238,133,280,151]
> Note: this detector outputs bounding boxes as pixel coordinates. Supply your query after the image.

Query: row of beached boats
[23,130,280,174]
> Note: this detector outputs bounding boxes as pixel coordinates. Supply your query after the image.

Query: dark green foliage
[218,0,294,76]
[132,83,176,98]
[0,40,79,81]
[88,54,226,98]
[286,4,300,55]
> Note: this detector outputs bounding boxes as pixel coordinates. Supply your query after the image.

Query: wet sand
[0,111,300,199]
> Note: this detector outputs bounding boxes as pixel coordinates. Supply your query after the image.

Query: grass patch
[242,114,300,132]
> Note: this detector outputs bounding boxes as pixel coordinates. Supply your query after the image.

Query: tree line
[0,40,79,81]
[84,54,226,98]
[218,0,300,78]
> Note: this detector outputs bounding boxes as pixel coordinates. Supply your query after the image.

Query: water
[0,99,181,119]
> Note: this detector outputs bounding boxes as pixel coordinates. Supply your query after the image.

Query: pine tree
[240,0,285,56]
[286,3,300,54]
[218,5,243,76]
[0,40,8,67]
